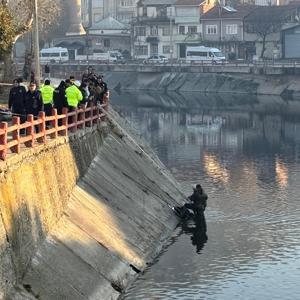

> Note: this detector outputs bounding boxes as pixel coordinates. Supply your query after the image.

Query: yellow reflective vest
[65,85,83,108]
[40,85,54,104]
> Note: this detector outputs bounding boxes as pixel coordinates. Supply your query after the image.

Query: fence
[0,95,109,161]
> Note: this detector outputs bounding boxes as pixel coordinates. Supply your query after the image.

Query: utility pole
[34,0,41,85]
[169,7,174,63]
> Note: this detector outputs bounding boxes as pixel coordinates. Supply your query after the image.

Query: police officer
[8,79,26,123]
[40,79,54,117]
[65,79,83,111]
[25,82,43,117]
[25,82,43,132]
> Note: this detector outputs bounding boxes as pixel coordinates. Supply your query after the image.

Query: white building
[133,0,178,59]
[81,0,139,27]
[174,0,203,58]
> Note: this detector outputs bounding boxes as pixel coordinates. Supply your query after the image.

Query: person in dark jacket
[79,80,90,108]
[44,63,50,79]
[53,81,67,126]
[53,81,67,114]
[94,76,108,105]
[25,82,43,132]
[25,82,43,116]
[8,79,27,123]
[184,184,208,214]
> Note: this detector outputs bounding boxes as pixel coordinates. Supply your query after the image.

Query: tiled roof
[89,17,129,30]
[142,0,177,5]
[175,0,204,5]
[244,4,299,22]
[201,5,257,20]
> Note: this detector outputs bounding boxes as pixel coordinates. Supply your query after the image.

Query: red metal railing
[0,95,109,161]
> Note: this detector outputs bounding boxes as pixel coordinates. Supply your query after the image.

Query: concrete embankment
[104,71,300,99]
[47,64,300,99]
[0,109,185,299]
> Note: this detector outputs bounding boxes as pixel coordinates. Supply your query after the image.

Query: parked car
[143,55,168,64]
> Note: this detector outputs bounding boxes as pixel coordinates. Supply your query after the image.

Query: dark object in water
[169,205,195,220]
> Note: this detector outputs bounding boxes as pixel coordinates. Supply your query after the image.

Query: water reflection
[181,213,208,255]
[116,92,300,300]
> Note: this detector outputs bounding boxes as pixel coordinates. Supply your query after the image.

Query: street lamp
[34,0,41,85]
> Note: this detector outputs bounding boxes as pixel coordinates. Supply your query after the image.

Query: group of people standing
[8,67,108,128]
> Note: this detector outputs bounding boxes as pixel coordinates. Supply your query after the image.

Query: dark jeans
[44,103,52,128]
[67,106,76,125]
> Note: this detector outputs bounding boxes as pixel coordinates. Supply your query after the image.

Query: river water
[112,92,300,300]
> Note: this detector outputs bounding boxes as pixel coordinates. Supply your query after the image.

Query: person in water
[184,184,208,214]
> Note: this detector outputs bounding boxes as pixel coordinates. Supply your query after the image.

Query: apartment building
[81,0,139,27]
[133,0,178,59]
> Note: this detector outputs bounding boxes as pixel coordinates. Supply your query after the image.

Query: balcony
[175,16,200,24]
[136,15,171,24]
[146,36,160,43]
[174,33,202,43]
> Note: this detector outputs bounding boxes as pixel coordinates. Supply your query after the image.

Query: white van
[186,46,226,64]
[40,47,69,63]
[92,51,117,63]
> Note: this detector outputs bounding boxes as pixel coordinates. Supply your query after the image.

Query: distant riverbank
[104,71,300,100]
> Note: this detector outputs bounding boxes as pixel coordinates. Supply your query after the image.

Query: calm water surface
[112,93,300,300]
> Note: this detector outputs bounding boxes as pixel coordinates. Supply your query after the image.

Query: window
[162,26,170,36]
[163,46,170,54]
[150,44,158,55]
[206,25,217,34]
[188,26,197,34]
[120,0,133,7]
[136,26,146,36]
[226,24,237,35]
[104,39,110,47]
[150,26,158,36]
[187,51,208,57]
[135,45,148,56]
[179,26,185,35]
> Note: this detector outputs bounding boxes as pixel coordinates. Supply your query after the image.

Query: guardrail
[0,95,109,161]
[45,59,300,68]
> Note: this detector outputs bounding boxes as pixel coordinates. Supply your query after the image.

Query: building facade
[201,5,257,60]
[81,0,139,27]
[174,0,203,58]
[133,0,178,59]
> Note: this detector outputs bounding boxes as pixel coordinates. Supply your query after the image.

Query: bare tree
[0,0,61,81]
[244,6,297,58]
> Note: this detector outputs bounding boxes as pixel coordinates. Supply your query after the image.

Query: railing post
[51,108,58,139]
[0,122,8,160]
[103,92,109,112]
[11,116,21,154]
[78,107,85,130]
[72,108,78,133]
[38,111,46,144]
[62,107,68,136]
[93,105,99,125]
[25,114,34,148]
[87,102,93,127]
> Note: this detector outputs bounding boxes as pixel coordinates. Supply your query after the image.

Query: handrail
[0,94,109,161]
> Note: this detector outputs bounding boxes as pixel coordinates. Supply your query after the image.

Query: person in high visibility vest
[65,79,83,111]
[40,79,54,117]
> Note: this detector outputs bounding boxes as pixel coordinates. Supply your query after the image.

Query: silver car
[144,55,168,64]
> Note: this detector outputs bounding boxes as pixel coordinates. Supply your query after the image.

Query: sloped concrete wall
[104,71,300,99]
[0,110,185,299]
